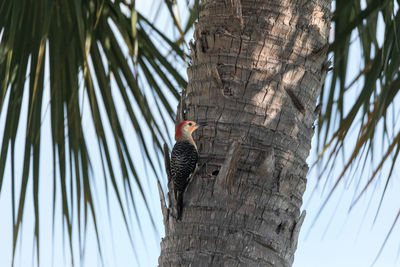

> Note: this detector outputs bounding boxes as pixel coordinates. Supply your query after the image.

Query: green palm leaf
[0,0,196,264]
[316,0,400,236]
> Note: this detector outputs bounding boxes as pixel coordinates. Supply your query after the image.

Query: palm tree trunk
[159,0,331,266]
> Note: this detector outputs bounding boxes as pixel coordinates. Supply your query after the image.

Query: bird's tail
[176,191,183,220]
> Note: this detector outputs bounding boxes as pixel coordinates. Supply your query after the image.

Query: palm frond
[317,0,400,221]
[0,0,196,264]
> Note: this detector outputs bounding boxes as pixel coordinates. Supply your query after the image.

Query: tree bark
[159,0,331,266]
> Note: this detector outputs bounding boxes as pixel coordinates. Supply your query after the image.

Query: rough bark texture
[159,0,331,266]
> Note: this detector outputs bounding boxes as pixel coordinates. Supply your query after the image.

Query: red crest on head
[175,121,190,141]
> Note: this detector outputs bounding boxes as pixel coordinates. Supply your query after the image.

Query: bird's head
[175,120,206,141]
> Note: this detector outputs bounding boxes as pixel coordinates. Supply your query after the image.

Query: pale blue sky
[0,1,399,267]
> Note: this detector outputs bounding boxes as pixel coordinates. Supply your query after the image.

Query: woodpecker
[170,120,205,220]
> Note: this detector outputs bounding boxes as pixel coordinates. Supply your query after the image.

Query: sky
[0,1,399,267]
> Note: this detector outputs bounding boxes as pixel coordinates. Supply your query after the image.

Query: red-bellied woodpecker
[171,120,205,220]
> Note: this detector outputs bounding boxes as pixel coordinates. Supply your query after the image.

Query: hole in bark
[212,170,219,176]
[223,87,233,96]
[275,223,283,234]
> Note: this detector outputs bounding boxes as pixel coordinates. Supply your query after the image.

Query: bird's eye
[188,122,193,126]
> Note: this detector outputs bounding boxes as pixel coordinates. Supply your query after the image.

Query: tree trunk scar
[242,70,253,97]
[163,143,176,221]
[234,37,243,75]
[164,143,172,184]
[290,210,306,250]
[176,91,187,125]
[157,180,169,222]
[200,31,209,52]
[189,40,197,61]
[211,65,223,90]
[255,39,266,68]
[225,0,244,28]
[258,147,275,178]
[310,43,329,60]
[284,87,305,114]
[215,139,243,194]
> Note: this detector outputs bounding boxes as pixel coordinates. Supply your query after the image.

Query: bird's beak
[197,122,208,127]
